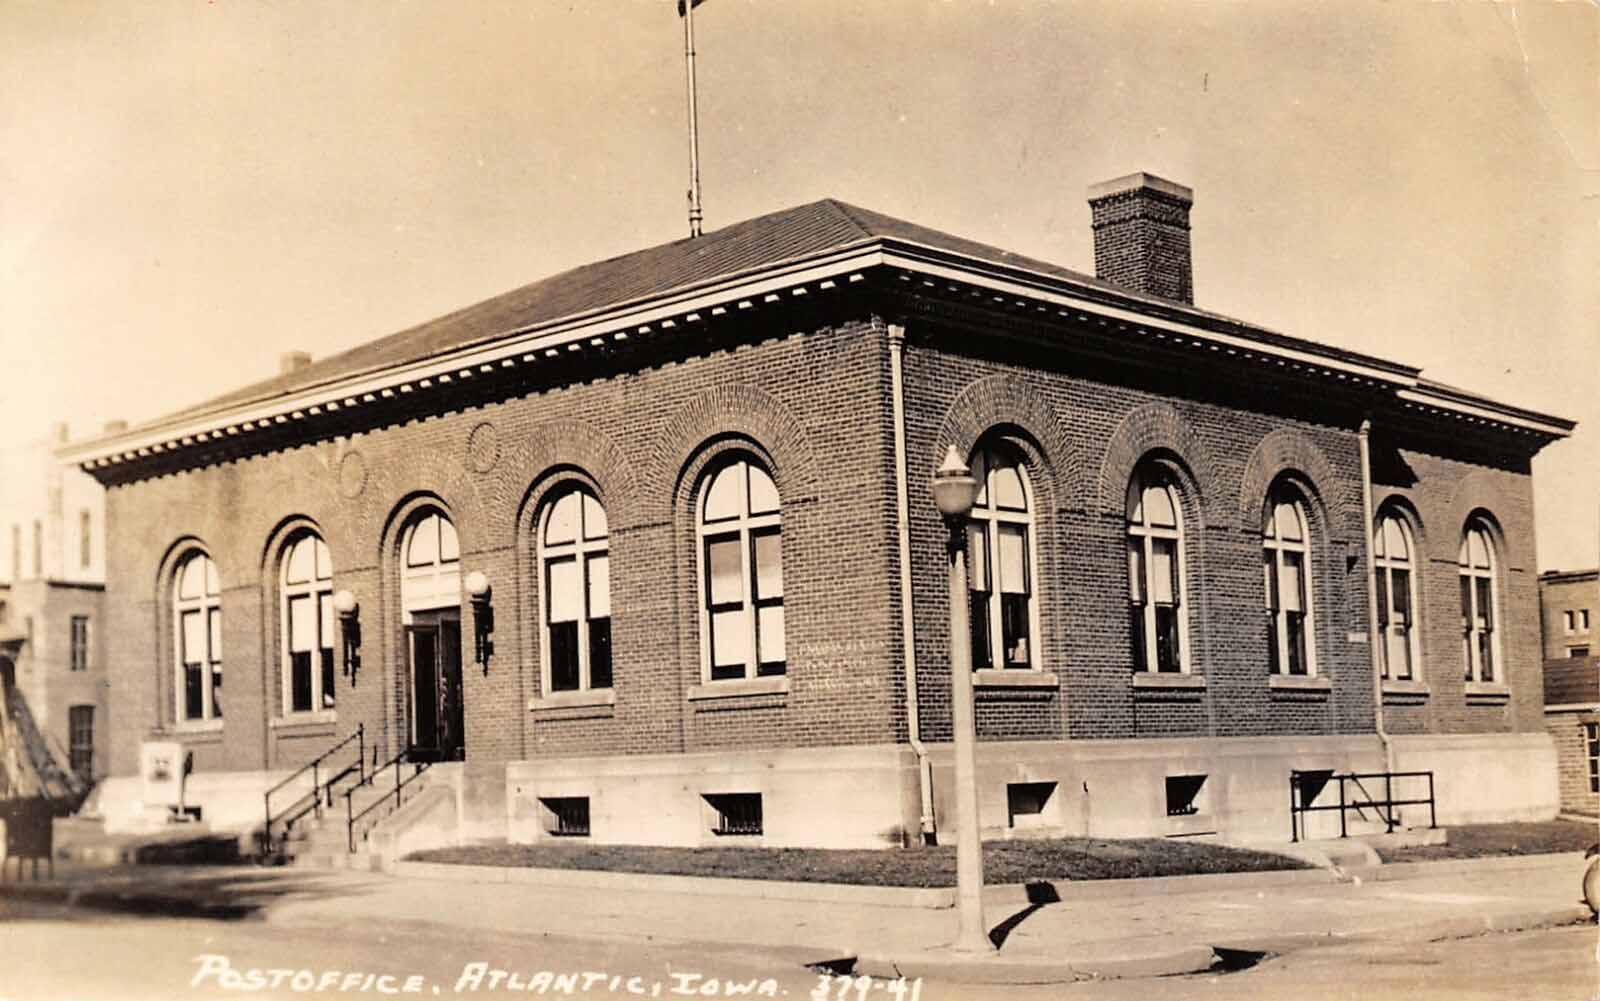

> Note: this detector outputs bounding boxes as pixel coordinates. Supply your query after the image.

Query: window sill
[1382,680,1430,697]
[1131,672,1206,690]
[170,719,224,735]
[688,676,790,701]
[270,710,337,729]
[1269,675,1332,692]
[973,670,1058,689]
[529,689,616,712]
[1465,682,1511,700]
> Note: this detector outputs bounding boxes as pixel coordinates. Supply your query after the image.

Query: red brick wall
[101,319,900,775]
[1545,710,1599,816]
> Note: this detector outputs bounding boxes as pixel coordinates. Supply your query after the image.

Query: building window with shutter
[697,457,784,681]
[1459,521,1499,685]
[538,486,612,693]
[1373,511,1420,681]
[280,532,335,715]
[1263,486,1317,677]
[69,615,89,672]
[967,444,1038,672]
[1127,466,1188,674]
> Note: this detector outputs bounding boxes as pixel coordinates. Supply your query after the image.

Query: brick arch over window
[936,374,1078,511]
[1237,429,1358,540]
[490,419,636,548]
[349,446,484,567]
[1094,403,1222,524]
[648,383,819,523]
[1441,473,1519,568]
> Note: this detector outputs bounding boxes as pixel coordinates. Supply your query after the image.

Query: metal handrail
[261,723,364,857]
[345,746,431,853]
[1290,769,1436,842]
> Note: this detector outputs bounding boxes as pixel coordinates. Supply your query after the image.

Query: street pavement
[0,894,1593,1001]
[0,851,1593,989]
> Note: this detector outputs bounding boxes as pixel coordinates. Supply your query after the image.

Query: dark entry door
[407,612,464,761]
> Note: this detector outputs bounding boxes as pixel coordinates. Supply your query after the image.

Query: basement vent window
[1006,781,1057,829]
[704,793,763,837]
[540,797,591,837]
[1165,775,1207,817]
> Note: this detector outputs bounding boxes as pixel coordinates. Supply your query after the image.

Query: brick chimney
[1086,172,1194,305]
[279,351,313,375]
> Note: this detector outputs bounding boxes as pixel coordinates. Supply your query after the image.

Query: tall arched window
[698,457,783,681]
[1263,487,1316,677]
[281,532,334,714]
[1459,521,1498,684]
[1373,511,1419,682]
[1127,467,1186,674]
[967,444,1036,671]
[173,551,222,722]
[539,486,611,693]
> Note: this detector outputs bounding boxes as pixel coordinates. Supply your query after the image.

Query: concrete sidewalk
[2,853,1592,985]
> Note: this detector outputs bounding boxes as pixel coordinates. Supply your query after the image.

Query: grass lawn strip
[404,837,1308,888]
[1374,819,1597,863]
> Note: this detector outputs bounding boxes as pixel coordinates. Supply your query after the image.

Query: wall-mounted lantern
[465,571,494,674]
[333,589,361,683]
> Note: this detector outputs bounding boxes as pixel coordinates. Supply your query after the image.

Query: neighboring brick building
[1540,568,1597,660]
[0,424,108,791]
[63,174,1575,849]
[1542,655,1598,817]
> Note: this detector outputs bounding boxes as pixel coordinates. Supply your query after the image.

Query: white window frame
[1373,511,1421,682]
[280,532,335,717]
[966,444,1042,672]
[1263,490,1318,677]
[1564,610,1577,635]
[400,511,461,618]
[173,551,222,724]
[1126,467,1189,674]
[537,486,612,694]
[696,457,784,682]
[1459,523,1500,685]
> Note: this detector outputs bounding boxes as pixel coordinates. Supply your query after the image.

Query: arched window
[1373,512,1419,682]
[1459,521,1498,684]
[967,444,1036,671]
[173,551,221,722]
[1263,487,1316,676]
[401,510,460,612]
[281,532,334,714]
[698,457,783,681]
[1127,467,1186,673]
[538,486,611,693]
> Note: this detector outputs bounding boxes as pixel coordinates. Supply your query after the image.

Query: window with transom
[173,551,222,722]
[1459,521,1499,684]
[698,457,783,681]
[1374,511,1420,682]
[1263,487,1316,677]
[538,486,611,693]
[281,532,335,714]
[1127,466,1187,674]
[967,444,1036,671]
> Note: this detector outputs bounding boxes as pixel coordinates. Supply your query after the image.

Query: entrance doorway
[408,610,463,762]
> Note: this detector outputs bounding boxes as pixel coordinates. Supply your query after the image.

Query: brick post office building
[65,174,1575,852]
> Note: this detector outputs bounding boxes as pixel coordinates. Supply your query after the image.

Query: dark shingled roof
[1544,656,1599,707]
[155,198,1119,428]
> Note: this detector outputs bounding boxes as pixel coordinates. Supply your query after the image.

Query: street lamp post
[930,444,994,954]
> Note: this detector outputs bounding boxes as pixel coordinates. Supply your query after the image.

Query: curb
[981,865,1334,907]
[0,879,258,921]
[1365,851,1587,883]
[852,944,1218,985]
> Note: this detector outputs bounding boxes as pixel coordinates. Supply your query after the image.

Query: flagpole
[683,0,704,238]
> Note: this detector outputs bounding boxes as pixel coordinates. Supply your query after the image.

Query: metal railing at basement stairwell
[345,746,431,854]
[260,724,365,859]
[1289,769,1436,842]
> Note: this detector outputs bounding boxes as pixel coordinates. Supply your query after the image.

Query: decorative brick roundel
[467,421,500,474]
[337,451,367,499]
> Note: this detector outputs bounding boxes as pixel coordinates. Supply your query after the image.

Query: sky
[1,0,1595,570]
